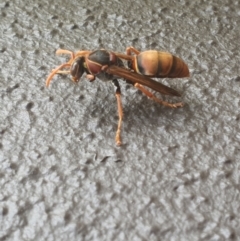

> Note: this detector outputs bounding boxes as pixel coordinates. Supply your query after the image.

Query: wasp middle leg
[112,79,123,146]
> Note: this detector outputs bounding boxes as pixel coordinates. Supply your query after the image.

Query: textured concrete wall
[0,0,240,240]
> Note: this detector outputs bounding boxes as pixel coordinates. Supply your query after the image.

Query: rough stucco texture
[0,0,240,240]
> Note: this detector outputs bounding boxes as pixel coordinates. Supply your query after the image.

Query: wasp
[46,48,189,145]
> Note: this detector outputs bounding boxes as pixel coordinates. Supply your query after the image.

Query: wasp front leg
[134,83,184,108]
[56,49,75,59]
[112,79,123,146]
[86,74,95,82]
[48,50,74,74]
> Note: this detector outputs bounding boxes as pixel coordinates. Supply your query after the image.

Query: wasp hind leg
[126,46,141,55]
[112,79,123,146]
[134,83,184,108]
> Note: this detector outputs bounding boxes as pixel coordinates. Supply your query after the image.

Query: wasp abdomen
[135,51,189,78]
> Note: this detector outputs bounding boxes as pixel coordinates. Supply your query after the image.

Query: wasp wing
[106,65,181,97]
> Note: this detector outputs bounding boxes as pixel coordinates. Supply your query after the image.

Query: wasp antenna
[46,63,71,87]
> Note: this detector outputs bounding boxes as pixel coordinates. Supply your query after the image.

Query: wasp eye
[70,57,85,82]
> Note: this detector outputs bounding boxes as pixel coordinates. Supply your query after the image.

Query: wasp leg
[86,74,95,82]
[56,49,75,57]
[55,49,76,66]
[126,46,141,55]
[134,83,184,108]
[112,79,123,146]
[74,50,92,59]
[114,52,133,61]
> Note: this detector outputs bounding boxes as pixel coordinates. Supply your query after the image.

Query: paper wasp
[46,48,189,145]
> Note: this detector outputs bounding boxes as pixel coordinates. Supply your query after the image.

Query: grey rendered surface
[0,0,240,240]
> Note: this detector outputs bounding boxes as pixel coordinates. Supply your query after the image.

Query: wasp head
[70,57,85,82]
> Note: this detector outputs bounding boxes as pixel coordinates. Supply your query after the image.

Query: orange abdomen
[134,50,189,78]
